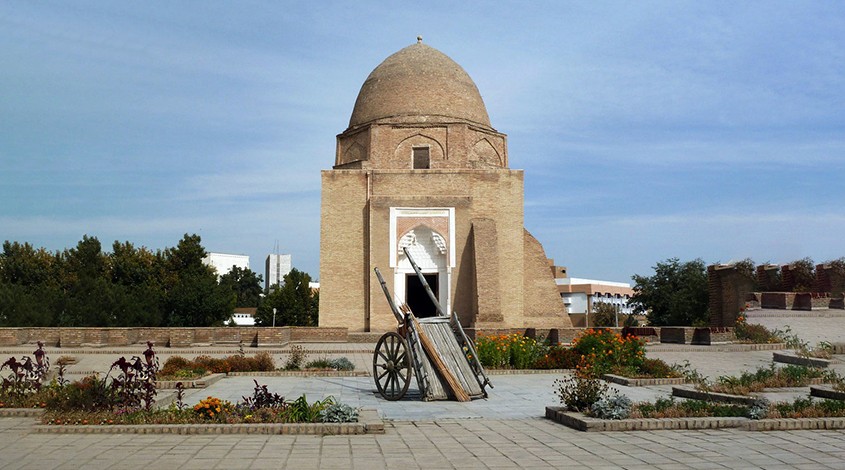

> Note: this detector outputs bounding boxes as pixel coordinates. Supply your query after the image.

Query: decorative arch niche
[394,133,446,169]
[469,138,502,168]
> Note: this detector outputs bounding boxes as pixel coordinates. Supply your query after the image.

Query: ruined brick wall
[756,265,780,291]
[521,229,571,328]
[708,264,755,327]
[781,264,797,292]
[816,264,845,298]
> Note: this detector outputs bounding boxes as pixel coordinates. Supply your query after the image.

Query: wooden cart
[372,248,491,401]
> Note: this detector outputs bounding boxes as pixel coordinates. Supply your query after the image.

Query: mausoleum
[319,39,570,332]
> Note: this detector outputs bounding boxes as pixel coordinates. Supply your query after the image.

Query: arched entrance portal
[395,225,448,318]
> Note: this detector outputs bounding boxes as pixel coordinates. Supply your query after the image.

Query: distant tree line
[0,234,318,328]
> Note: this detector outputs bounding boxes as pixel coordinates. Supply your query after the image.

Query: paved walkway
[2,416,845,469]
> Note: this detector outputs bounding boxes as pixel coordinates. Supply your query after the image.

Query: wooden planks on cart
[417,317,485,400]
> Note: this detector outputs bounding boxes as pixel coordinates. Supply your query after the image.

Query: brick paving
[2,416,845,469]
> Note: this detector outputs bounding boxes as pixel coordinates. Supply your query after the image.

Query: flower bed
[473,329,678,379]
[2,343,360,430]
[159,352,276,379]
[695,364,841,396]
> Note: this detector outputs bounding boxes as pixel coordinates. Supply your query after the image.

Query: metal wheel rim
[373,332,412,401]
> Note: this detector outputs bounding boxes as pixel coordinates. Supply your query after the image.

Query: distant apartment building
[265,254,292,291]
[552,265,635,326]
[203,252,249,279]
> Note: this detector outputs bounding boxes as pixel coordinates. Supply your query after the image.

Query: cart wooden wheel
[373,332,412,401]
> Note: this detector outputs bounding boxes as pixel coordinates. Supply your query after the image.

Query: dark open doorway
[406,273,439,318]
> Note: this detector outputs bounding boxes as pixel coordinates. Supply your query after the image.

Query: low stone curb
[746,311,845,318]
[810,385,845,401]
[0,408,45,417]
[545,407,744,431]
[745,418,845,431]
[773,351,832,368]
[545,407,845,432]
[158,373,225,389]
[227,370,370,377]
[672,386,759,405]
[486,369,570,375]
[28,409,383,435]
[602,374,686,387]
[646,343,786,352]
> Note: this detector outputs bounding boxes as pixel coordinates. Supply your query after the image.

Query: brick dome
[348,42,493,130]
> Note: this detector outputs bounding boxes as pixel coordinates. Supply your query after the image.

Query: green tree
[219,266,263,308]
[0,241,61,326]
[591,302,618,327]
[163,234,234,326]
[107,241,165,326]
[59,235,115,326]
[255,269,318,326]
[788,257,815,292]
[0,241,57,286]
[630,258,709,326]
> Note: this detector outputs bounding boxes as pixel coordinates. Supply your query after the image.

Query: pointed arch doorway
[389,208,455,319]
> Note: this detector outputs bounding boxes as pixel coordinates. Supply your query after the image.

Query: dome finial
[417,35,423,44]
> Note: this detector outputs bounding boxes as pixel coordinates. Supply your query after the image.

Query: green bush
[554,375,613,412]
[571,329,645,378]
[532,346,579,369]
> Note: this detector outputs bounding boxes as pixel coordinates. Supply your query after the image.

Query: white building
[230,308,256,326]
[265,254,292,291]
[203,252,250,279]
[556,277,635,316]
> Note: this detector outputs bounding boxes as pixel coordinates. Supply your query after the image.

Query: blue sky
[2,1,844,283]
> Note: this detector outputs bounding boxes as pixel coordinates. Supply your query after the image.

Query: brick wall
[781,265,796,292]
[708,264,755,327]
[521,229,570,327]
[756,265,780,292]
[0,327,349,347]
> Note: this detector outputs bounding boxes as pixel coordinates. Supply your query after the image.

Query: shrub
[193,355,231,374]
[161,352,275,378]
[320,403,359,423]
[161,356,194,377]
[329,357,355,371]
[629,358,681,379]
[45,375,118,412]
[554,374,614,412]
[533,346,579,369]
[284,345,307,370]
[591,395,632,420]
[571,329,645,378]
[304,357,356,371]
